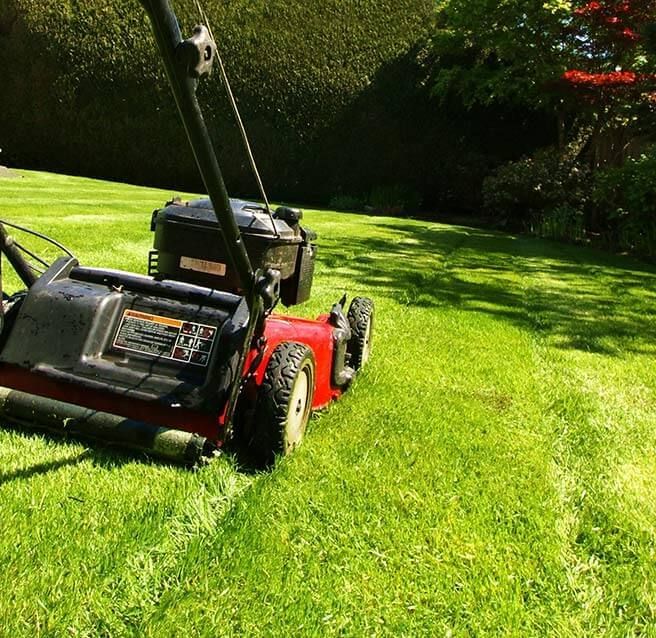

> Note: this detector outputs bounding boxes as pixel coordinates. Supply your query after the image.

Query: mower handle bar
[139,0,255,295]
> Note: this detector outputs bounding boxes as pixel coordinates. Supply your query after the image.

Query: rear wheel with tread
[252,341,315,467]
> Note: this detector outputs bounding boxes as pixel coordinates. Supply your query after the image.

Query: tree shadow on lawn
[319,219,656,355]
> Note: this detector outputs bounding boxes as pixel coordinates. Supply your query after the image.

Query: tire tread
[347,296,374,370]
[252,341,314,466]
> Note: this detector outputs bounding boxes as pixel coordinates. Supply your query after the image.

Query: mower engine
[149,198,317,307]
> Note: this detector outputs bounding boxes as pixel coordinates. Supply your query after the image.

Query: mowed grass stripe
[515,238,656,634]
[0,170,654,636]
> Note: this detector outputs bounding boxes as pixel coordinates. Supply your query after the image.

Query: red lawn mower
[0,0,373,466]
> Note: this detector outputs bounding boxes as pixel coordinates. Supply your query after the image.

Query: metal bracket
[177,25,216,79]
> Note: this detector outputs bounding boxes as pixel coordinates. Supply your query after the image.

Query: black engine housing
[149,198,317,306]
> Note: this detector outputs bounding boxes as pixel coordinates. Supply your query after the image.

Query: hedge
[0,0,552,210]
[0,2,421,193]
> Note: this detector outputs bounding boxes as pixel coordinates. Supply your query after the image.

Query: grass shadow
[0,449,92,485]
[0,421,196,474]
[318,218,656,355]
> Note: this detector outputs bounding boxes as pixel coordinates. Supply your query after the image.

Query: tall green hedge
[0,0,553,209]
[0,0,436,199]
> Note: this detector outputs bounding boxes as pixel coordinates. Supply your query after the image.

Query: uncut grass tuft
[0,170,655,636]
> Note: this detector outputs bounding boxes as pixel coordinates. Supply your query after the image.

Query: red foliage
[563,69,656,89]
[561,0,656,97]
[571,0,649,41]
[574,0,647,18]
[564,69,635,86]
[573,2,601,15]
[622,27,641,41]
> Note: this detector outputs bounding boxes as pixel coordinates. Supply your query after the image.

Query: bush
[484,144,656,258]
[482,148,591,230]
[328,194,366,212]
[593,148,656,258]
[530,204,585,242]
[367,184,423,216]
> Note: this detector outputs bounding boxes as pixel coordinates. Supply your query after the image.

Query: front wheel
[347,297,374,370]
[252,342,315,467]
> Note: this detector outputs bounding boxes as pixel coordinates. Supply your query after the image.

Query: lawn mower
[0,0,373,466]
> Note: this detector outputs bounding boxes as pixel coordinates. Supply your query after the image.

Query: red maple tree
[555,0,656,165]
[562,0,656,95]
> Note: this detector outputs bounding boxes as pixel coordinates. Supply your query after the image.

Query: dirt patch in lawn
[0,166,19,179]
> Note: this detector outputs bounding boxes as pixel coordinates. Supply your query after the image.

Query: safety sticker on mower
[112,309,216,366]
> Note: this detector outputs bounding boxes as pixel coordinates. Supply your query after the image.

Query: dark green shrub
[328,194,365,212]
[0,0,436,201]
[593,148,656,258]
[368,184,423,216]
[483,148,591,230]
[530,204,585,243]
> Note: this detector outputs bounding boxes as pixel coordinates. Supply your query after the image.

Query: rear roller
[0,386,213,465]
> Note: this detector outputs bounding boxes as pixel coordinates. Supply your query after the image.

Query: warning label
[113,309,217,367]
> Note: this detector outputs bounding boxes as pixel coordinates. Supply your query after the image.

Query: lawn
[0,169,655,637]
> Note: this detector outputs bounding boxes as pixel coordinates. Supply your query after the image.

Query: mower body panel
[254,314,343,410]
[0,257,249,416]
[0,257,346,446]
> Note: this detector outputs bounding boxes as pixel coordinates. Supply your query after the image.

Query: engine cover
[149,198,316,305]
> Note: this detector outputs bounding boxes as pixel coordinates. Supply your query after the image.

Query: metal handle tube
[0,223,38,287]
[139,0,254,294]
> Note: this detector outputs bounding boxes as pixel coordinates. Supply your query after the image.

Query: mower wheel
[347,296,374,370]
[253,342,315,466]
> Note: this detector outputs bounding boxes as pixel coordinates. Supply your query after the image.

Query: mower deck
[0,255,356,464]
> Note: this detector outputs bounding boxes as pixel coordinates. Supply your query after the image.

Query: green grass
[0,169,655,637]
